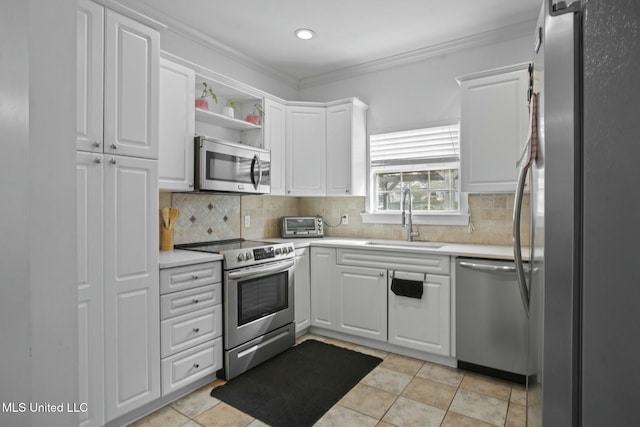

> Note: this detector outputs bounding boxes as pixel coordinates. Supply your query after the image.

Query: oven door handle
[227,259,295,281]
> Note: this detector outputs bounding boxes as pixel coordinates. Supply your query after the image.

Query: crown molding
[298,19,536,89]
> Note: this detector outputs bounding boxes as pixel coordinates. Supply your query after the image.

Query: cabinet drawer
[337,248,450,275]
[161,338,222,395]
[161,306,222,358]
[160,261,221,294]
[160,284,221,320]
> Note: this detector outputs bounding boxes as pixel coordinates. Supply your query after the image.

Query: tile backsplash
[161,192,529,247]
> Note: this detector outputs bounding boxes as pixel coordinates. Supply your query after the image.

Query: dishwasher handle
[458,261,516,273]
[458,261,534,274]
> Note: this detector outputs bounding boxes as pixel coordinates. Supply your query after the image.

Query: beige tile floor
[131,334,526,427]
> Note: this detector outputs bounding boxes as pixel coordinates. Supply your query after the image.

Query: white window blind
[370,124,459,167]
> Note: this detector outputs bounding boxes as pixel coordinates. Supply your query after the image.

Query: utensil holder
[160,227,174,251]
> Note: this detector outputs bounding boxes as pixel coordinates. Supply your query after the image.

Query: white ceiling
[126,0,541,84]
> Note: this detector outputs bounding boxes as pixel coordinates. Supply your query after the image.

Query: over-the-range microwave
[195,136,270,194]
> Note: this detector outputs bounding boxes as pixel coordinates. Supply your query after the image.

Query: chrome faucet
[401,187,419,241]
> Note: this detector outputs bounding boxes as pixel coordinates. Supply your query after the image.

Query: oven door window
[237,271,288,326]
[287,218,316,232]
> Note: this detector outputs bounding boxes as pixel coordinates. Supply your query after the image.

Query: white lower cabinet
[103,155,160,421]
[159,261,223,395]
[77,152,159,424]
[161,338,223,394]
[76,152,104,427]
[388,271,451,356]
[294,247,311,334]
[335,265,387,342]
[310,247,336,329]
[310,246,452,357]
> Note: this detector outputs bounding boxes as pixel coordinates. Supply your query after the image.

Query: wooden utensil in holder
[160,207,180,251]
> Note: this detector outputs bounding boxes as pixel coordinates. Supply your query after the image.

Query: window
[363,123,469,226]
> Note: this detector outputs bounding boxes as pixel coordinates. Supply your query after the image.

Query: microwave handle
[250,155,262,190]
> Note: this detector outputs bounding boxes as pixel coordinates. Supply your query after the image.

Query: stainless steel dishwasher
[456,258,529,384]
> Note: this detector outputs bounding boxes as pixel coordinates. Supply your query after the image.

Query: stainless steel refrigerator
[516,1,640,425]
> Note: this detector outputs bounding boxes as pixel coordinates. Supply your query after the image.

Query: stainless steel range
[177,239,296,379]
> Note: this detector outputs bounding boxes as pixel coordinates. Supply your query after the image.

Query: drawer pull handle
[192,274,199,280]
[193,363,200,369]
[193,328,200,333]
[193,298,199,304]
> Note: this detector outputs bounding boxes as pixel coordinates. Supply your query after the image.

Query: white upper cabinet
[76,0,104,153]
[159,58,195,191]
[286,106,327,196]
[77,1,159,159]
[458,64,529,193]
[326,100,367,196]
[104,9,159,159]
[264,98,286,195]
[285,99,368,197]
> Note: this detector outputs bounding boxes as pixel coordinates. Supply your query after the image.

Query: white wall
[0,1,32,425]
[28,0,79,424]
[299,35,532,134]
[0,1,78,426]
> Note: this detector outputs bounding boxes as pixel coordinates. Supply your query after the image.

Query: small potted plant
[245,103,264,125]
[223,98,241,119]
[195,82,218,109]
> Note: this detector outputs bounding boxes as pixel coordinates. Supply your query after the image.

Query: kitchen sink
[363,240,445,250]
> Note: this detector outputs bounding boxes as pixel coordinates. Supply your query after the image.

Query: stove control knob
[237,253,245,262]
[245,251,253,259]
[289,246,295,253]
[275,248,282,255]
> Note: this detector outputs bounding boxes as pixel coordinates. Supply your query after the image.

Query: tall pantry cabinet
[76,0,160,425]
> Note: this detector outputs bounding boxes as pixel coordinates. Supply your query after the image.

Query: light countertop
[160,238,530,269]
[259,237,530,261]
[159,249,222,269]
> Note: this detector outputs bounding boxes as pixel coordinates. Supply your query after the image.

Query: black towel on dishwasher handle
[390,278,423,299]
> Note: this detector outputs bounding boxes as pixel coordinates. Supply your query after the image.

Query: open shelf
[195,108,262,131]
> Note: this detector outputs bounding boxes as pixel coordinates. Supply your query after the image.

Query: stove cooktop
[177,239,278,254]
[176,239,295,269]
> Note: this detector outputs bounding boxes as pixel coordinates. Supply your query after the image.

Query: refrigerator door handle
[513,165,531,316]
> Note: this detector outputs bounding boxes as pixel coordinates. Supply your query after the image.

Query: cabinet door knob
[193,328,200,333]
[193,363,200,369]
[192,298,199,304]
[345,189,349,193]
[192,274,199,280]
[110,143,117,149]
[93,158,102,164]
[109,158,116,165]
[188,183,194,188]
[379,272,384,277]
[93,141,101,148]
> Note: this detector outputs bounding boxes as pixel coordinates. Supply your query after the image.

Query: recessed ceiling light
[294,28,315,40]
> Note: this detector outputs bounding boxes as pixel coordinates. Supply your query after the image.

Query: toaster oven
[281,216,324,238]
